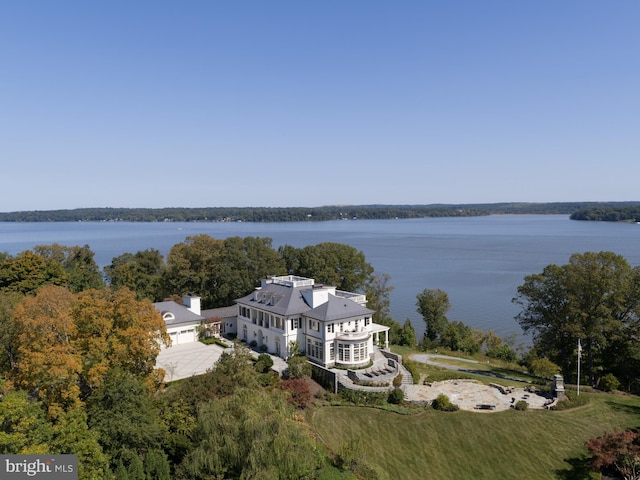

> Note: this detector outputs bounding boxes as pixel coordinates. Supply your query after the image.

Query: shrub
[388,387,404,404]
[402,360,420,384]
[254,353,274,374]
[258,372,278,387]
[281,378,312,409]
[487,345,518,362]
[339,389,387,406]
[599,373,620,392]
[431,393,459,412]
[286,355,312,379]
[514,400,528,411]
[551,389,590,410]
[249,340,257,348]
[393,374,403,387]
[528,358,560,380]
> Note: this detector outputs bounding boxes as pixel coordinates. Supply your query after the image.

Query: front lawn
[310,392,640,479]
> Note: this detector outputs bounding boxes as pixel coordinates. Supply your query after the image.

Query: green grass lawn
[310,392,640,480]
[393,345,545,386]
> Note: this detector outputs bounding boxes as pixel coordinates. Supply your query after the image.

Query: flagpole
[577,339,581,396]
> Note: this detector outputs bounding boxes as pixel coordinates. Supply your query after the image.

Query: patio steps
[398,363,414,385]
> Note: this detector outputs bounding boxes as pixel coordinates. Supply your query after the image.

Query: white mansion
[235,275,390,368]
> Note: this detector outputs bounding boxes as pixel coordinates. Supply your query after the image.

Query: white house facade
[235,275,390,368]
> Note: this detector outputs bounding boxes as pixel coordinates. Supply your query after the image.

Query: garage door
[177,328,196,344]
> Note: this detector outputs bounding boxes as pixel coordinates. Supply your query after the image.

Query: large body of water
[1,215,638,342]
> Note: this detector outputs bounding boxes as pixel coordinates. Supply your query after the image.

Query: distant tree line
[570,205,640,222]
[3,201,639,222]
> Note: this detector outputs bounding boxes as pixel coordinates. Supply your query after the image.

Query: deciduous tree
[176,388,321,479]
[0,291,23,373]
[514,251,640,386]
[13,285,81,417]
[0,251,68,294]
[280,242,374,292]
[0,390,52,454]
[33,244,104,292]
[366,273,402,343]
[416,288,450,342]
[104,249,165,301]
[164,234,225,307]
[87,370,164,460]
[587,429,640,480]
[72,287,169,392]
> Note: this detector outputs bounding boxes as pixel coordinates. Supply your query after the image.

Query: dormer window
[162,312,175,321]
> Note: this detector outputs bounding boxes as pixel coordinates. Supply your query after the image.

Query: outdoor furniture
[474,404,496,410]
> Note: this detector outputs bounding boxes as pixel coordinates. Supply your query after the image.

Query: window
[353,342,368,362]
[307,338,324,360]
[290,318,300,330]
[243,325,247,341]
[309,320,320,332]
[329,343,335,361]
[327,323,334,333]
[364,317,371,326]
[338,343,348,362]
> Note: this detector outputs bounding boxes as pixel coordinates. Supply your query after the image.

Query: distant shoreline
[1,202,639,223]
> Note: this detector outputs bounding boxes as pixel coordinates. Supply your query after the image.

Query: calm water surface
[1,215,638,342]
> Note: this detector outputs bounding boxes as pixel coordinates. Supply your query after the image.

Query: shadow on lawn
[459,368,530,383]
[555,454,594,480]
[605,399,640,416]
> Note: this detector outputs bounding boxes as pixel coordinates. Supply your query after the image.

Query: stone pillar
[552,374,566,401]
[384,330,389,350]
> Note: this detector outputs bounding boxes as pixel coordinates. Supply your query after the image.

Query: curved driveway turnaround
[411,353,479,370]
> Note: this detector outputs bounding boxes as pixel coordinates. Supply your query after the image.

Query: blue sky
[1,1,638,211]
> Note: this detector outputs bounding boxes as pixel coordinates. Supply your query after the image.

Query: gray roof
[305,294,374,322]
[235,283,311,316]
[201,305,237,320]
[154,301,204,327]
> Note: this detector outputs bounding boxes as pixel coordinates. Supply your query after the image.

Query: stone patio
[403,379,552,412]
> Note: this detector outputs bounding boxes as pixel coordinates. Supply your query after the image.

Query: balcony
[336,329,370,342]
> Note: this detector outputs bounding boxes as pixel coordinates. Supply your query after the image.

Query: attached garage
[154,296,205,347]
[177,328,197,344]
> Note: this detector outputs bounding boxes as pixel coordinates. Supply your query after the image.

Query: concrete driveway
[155,341,290,382]
[156,341,227,382]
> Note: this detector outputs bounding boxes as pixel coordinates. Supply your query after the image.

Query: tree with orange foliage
[73,287,170,393]
[12,285,169,417]
[13,285,81,418]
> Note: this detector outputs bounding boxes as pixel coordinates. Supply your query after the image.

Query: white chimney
[183,293,201,315]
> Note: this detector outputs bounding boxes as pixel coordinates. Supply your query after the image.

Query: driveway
[156,341,227,382]
[155,341,290,382]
